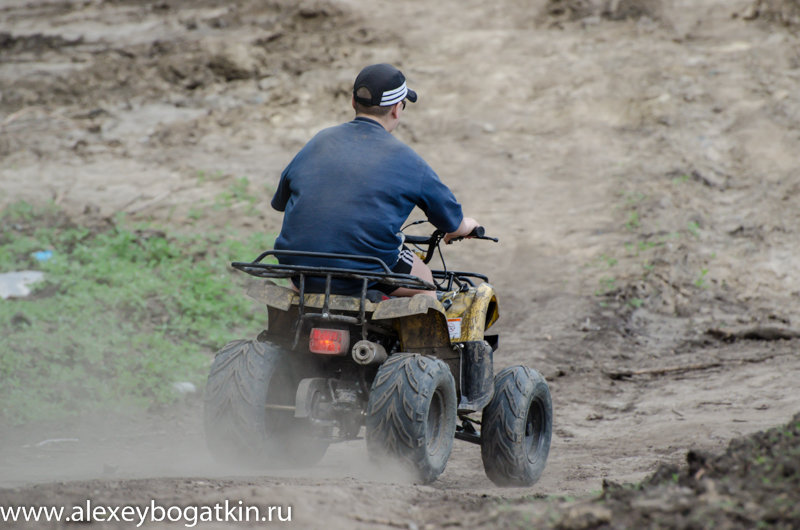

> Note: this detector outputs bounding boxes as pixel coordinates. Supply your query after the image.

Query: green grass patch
[0,201,274,424]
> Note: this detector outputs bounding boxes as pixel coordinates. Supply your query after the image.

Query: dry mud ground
[1,0,800,527]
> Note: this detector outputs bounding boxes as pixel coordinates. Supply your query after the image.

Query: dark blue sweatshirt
[271,117,463,293]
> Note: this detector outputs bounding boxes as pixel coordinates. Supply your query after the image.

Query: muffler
[351,340,387,365]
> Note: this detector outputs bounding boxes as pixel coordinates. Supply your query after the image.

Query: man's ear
[351,95,357,111]
[390,102,401,119]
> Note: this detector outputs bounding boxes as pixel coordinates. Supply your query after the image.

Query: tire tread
[481,366,552,487]
[366,354,456,483]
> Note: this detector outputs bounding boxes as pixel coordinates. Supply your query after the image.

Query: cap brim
[406,89,418,103]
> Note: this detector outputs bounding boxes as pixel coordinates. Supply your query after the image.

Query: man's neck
[354,113,394,132]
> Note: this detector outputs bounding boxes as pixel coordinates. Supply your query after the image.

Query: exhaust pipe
[351,340,387,365]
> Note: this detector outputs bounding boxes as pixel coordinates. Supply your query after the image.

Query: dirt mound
[742,0,800,26]
[476,412,800,529]
[0,0,387,163]
[0,0,370,112]
[595,412,800,529]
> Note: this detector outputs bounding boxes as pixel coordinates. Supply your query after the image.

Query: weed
[623,191,647,206]
[213,176,260,210]
[195,169,226,184]
[625,210,640,231]
[625,238,666,259]
[596,276,616,295]
[672,174,690,185]
[695,267,709,288]
[688,221,701,237]
[187,202,207,220]
[602,254,618,268]
[230,176,252,200]
[629,297,644,308]
[638,240,662,252]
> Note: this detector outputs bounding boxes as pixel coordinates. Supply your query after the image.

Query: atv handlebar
[404,226,498,264]
[449,226,499,242]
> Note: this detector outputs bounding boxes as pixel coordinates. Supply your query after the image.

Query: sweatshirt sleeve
[271,165,292,212]
[416,162,463,234]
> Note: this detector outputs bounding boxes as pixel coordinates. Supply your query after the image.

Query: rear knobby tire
[480,366,553,487]
[365,353,457,483]
[203,339,328,468]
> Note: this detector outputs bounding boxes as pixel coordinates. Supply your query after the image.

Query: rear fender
[249,283,451,352]
[372,294,451,350]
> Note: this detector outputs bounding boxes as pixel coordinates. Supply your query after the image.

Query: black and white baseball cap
[353,63,418,107]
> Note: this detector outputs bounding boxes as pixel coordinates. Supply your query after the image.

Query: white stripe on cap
[380,82,408,106]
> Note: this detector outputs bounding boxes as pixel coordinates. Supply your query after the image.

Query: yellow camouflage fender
[444,282,499,342]
[372,294,450,350]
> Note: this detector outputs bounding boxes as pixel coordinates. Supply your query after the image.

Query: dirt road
[2,0,799,527]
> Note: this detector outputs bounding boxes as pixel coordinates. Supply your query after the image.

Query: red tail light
[309,328,350,355]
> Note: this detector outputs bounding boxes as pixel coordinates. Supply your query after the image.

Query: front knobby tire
[480,366,553,487]
[365,353,457,483]
[203,339,328,468]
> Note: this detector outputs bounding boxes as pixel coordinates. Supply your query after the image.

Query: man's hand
[444,217,480,244]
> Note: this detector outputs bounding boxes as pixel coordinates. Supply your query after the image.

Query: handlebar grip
[404,234,436,245]
[470,226,485,238]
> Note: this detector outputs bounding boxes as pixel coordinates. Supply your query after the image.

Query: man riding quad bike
[203,226,553,486]
[204,63,552,485]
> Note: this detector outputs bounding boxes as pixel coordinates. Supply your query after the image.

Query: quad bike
[203,225,553,486]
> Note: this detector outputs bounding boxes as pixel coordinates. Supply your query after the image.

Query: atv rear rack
[232,249,437,348]
[233,249,436,291]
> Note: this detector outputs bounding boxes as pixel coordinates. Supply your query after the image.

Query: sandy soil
[1,0,799,527]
